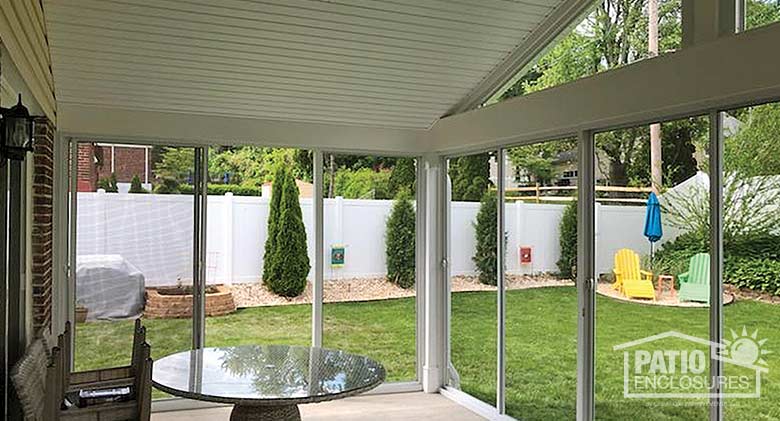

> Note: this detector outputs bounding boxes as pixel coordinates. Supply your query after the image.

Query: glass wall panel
[721,103,780,419]
[594,117,711,419]
[490,0,682,105]
[447,152,498,406]
[503,139,579,419]
[204,146,313,348]
[73,142,194,399]
[321,154,417,382]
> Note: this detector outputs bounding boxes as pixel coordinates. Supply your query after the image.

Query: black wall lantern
[0,94,35,161]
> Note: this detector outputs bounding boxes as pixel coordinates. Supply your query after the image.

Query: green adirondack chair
[678,253,710,303]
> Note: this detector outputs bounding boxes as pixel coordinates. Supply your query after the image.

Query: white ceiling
[45,0,578,130]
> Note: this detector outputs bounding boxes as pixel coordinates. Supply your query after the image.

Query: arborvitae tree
[262,167,288,290]
[128,175,148,193]
[557,199,577,279]
[267,170,310,297]
[450,154,490,201]
[388,158,416,197]
[386,189,416,289]
[473,191,498,286]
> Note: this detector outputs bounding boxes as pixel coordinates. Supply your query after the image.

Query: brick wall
[32,117,55,333]
[95,146,148,183]
[77,143,97,192]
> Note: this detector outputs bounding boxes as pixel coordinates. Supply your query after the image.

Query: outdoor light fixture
[0,94,35,161]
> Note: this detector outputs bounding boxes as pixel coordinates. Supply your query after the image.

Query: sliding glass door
[446,151,498,406]
[203,146,312,349]
[593,116,711,419]
[321,153,419,383]
[70,143,421,403]
[503,138,579,419]
[72,142,195,385]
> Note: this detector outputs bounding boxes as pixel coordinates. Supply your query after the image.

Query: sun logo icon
[722,327,771,367]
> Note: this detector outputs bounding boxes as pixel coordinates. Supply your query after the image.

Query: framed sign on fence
[331,245,345,267]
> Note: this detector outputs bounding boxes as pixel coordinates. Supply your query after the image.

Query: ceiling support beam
[58,104,429,155]
[428,22,780,154]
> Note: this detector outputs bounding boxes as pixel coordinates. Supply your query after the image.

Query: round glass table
[152,345,386,421]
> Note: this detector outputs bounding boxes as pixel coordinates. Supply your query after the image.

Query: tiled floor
[152,392,485,421]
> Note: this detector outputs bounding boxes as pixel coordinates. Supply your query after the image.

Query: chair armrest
[640,270,653,280]
[678,272,689,284]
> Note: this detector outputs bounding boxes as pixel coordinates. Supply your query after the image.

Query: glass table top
[152,345,386,404]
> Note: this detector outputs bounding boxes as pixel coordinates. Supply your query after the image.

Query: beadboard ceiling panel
[45,0,586,130]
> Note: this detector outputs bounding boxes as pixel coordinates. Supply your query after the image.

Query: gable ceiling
[45,0,585,130]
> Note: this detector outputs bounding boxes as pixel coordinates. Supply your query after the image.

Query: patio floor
[151,392,484,421]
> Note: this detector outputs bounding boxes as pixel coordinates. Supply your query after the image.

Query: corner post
[576,130,596,421]
[312,150,324,348]
[422,154,446,392]
[709,112,725,421]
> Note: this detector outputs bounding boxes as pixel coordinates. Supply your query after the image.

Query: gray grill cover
[76,255,145,320]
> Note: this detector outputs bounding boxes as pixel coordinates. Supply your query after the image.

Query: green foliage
[725,257,780,296]
[208,147,311,186]
[328,168,391,199]
[154,147,194,185]
[473,191,498,286]
[725,103,780,177]
[388,158,416,197]
[179,183,263,196]
[266,169,310,297]
[652,232,708,280]
[153,178,182,194]
[503,0,693,188]
[386,189,416,289]
[628,117,705,186]
[654,230,780,296]
[556,200,578,279]
[508,139,576,186]
[746,0,780,30]
[128,175,148,193]
[450,154,491,202]
[263,167,287,291]
[97,173,118,193]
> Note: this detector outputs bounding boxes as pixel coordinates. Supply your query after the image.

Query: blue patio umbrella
[643,192,663,269]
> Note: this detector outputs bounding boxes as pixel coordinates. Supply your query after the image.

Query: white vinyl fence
[77,192,680,287]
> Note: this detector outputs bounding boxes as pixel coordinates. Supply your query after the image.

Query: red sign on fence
[519,246,532,264]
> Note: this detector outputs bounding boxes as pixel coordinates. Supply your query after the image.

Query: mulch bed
[596,281,735,307]
[229,274,573,309]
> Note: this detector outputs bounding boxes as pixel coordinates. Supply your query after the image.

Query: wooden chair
[59,342,152,421]
[9,338,51,420]
[612,248,656,300]
[678,253,710,304]
[63,318,147,391]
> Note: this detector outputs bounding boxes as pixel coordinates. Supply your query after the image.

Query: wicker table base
[230,403,301,421]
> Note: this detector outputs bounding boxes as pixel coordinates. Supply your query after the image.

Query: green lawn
[75,287,779,420]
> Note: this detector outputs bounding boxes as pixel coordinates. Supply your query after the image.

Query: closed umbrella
[643,192,663,269]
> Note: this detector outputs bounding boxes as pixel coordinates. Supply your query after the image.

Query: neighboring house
[494,149,609,188]
[261,180,314,198]
[77,143,154,192]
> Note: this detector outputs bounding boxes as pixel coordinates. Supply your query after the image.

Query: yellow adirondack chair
[612,249,655,300]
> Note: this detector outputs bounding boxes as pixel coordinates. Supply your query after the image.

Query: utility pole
[649,0,662,193]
